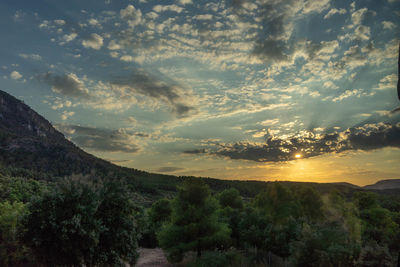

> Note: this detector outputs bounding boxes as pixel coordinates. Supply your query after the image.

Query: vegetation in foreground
[0,168,399,266]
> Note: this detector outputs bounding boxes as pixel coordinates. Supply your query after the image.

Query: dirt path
[135,248,172,267]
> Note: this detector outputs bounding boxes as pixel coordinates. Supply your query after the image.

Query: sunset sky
[1,0,399,186]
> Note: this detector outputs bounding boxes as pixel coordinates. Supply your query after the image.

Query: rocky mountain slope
[0,89,125,177]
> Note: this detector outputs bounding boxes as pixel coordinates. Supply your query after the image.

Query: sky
[0,0,399,186]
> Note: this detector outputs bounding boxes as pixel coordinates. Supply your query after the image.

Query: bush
[22,179,139,266]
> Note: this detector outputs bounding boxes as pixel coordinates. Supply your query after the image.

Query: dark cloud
[186,123,400,162]
[111,70,197,117]
[155,166,185,173]
[56,125,140,153]
[39,72,90,98]
[229,0,297,63]
[252,39,291,63]
[184,148,207,154]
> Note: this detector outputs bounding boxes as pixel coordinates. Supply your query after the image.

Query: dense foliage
[21,179,140,266]
[0,166,399,266]
[151,183,399,266]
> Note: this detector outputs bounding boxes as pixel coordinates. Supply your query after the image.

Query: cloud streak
[110,70,197,117]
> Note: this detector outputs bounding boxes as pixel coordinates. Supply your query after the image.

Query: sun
[295,154,302,159]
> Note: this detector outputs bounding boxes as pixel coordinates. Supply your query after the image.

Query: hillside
[363,179,400,190]
[0,90,125,177]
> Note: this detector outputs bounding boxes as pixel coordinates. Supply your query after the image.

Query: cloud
[126,116,137,125]
[153,4,184,13]
[88,18,100,26]
[62,32,78,43]
[354,25,370,41]
[324,8,346,19]
[340,45,368,69]
[19,53,42,60]
[252,39,291,63]
[189,123,400,162]
[57,125,141,153]
[54,19,65,26]
[120,4,142,27]
[332,89,361,102]
[61,111,75,120]
[375,74,397,90]
[120,55,134,62]
[82,33,103,49]
[230,0,303,64]
[382,21,395,30]
[184,148,207,154]
[302,0,331,14]
[178,0,192,4]
[193,14,213,20]
[258,118,279,126]
[38,20,49,29]
[155,166,185,172]
[107,40,121,50]
[40,72,90,98]
[110,70,197,117]
[10,71,22,80]
[351,8,368,26]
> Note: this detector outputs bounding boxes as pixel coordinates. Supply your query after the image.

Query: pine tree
[158,180,230,263]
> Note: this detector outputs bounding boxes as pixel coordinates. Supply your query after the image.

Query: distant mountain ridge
[363,179,400,190]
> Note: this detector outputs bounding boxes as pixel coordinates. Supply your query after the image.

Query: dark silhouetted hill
[0,89,135,177]
[363,179,400,190]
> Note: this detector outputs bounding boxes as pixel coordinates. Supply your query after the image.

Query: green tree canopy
[158,180,231,262]
[217,188,243,210]
[149,198,172,224]
[22,179,139,266]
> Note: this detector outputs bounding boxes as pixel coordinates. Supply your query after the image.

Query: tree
[140,198,171,248]
[354,191,379,211]
[242,183,302,260]
[295,185,323,222]
[358,241,393,267]
[92,180,140,265]
[217,188,243,210]
[149,198,172,224]
[22,179,139,266]
[218,188,243,247]
[0,175,46,203]
[292,222,359,266]
[254,182,301,223]
[158,180,230,262]
[0,201,29,266]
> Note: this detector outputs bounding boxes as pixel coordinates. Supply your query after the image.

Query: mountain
[0,89,126,177]
[363,179,400,190]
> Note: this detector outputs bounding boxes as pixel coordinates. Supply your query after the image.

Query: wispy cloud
[110,70,198,117]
